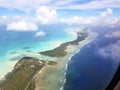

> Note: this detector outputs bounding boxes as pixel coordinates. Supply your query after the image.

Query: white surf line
[60,31,98,90]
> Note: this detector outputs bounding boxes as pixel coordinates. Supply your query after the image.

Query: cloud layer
[4,6,58,31]
[0,0,120,11]
[105,31,120,39]
[98,40,120,62]
[0,7,119,32]
[61,8,120,27]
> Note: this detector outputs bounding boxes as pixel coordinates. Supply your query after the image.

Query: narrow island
[0,57,57,90]
[0,30,96,90]
[40,32,88,57]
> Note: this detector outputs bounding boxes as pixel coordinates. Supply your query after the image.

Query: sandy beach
[0,30,97,90]
[34,31,97,90]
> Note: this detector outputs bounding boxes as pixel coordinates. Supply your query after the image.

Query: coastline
[61,31,97,90]
[0,60,18,80]
[0,30,84,80]
[35,31,97,90]
[0,30,97,90]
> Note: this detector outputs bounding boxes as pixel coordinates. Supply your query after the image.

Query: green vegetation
[40,43,67,57]
[0,57,46,90]
[0,32,89,90]
[47,61,57,66]
[40,32,88,57]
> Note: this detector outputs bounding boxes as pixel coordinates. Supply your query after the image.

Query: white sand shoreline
[60,31,98,90]
[31,31,97,90]
[0,31,97,89]
[0,60,18,81]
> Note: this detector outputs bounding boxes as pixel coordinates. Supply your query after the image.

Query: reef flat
[0,30,96,90]
[35,31,96,90]
[0,57,57,90]
[40,32,88,57]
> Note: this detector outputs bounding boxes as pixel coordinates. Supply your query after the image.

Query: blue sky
[0,0,120,17]
[0,0,120,32]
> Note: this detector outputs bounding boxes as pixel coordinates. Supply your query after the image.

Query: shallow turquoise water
[0,25,77,77]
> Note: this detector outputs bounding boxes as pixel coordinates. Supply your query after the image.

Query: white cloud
[63,0,120,10]
[34,31,46,37]
[34,6,58,24]
[61,16,96,25]
[98,40,120,62]
[0,15,31,25]
[61,8,120,27]
[105,31,120,38]
[0,6,58,26]
[1,6,120,28]
[7,21,38,31]
[0,0,120,11]
[100,8,113,17]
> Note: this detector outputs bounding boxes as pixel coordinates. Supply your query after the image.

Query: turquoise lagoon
[0,24,77,78]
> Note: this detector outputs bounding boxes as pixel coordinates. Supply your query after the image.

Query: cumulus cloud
[0,6,58,27]
[100,8,113,17]
[105,31,120,38]
[34,31,46,37]
[7,21,38,31]
[1,6,120,28]
[35,6,58,24]
[61,16,96,25]
[0,15,8,24]
[98,40,120,62]
[61,8,120,27]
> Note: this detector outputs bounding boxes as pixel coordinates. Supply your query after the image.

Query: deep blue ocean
[0,24,119,90]
[64,26,120,90]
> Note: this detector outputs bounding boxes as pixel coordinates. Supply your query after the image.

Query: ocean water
[0,24,77,78]
[1,24,119,90]
[64,27,120,90]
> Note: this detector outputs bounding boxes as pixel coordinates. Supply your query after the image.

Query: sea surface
[0,24,77,78]
[0,24,119,90]
[64,26,120,90]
